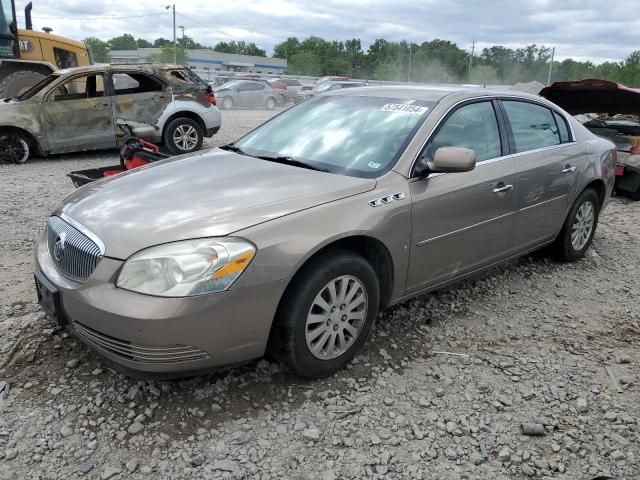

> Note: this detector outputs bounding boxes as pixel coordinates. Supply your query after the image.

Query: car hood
[57,149,376,259]
[540,79,640,115]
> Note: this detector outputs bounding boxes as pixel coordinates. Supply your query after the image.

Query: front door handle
[562,165,577,174]
[493,183,514,194]
[93,103,109,108]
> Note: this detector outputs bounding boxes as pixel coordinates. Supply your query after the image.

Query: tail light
[611,149,625,176]
[207,92,216,106]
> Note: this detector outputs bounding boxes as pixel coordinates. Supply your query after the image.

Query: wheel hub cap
[173,125,198,151]
[571,201,594,251]
[305,275,368,360]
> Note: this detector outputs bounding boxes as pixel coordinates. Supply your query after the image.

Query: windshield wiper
[254,154,328,172]
[219,144,250,156]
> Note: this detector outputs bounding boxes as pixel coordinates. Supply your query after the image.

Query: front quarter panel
[233,172,412,304]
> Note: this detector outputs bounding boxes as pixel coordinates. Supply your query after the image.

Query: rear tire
[268,250,380,378]
[163,118,203,155]
[553,188,600,261]
[0,131,31,164]
[0,70,47,98]
[221,97,233,110]
[265,97,276,110]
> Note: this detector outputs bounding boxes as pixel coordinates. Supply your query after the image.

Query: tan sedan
[35,86,616,378]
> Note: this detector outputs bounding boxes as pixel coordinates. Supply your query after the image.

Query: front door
[41,73,116,153]
[406,100,519,293]
[499,100,583,250]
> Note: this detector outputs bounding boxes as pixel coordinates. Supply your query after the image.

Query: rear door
[406,99,519,293]
[40,73,116,152]
[499,99,582,250]
[110,72,170,139]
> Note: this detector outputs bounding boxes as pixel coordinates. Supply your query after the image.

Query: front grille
[47,216,103,282]
[74,322,210,364]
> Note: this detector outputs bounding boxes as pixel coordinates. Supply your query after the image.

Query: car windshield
[233,95,435,178]
[16,74,60,100]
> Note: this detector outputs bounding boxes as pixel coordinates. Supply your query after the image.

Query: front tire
[163,118,203,155]
[553,188,600,261]
[0,70,47,98]
[0,131,31,164]
[269,251,380,378]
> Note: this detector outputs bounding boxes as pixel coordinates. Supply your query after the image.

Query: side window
[53,48,78,69]
[51,74,104,101]
[330,84,343,90]
[553,111,571,143]
[425,101,502,163]
[238,83,254,92]
[112,73,163,95]
[502,101,561,152]
[252,83,265,91]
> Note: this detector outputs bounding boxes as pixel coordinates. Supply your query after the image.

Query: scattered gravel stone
[470,451,484,465]
[59,425,73,437]
[302,427,320,441]
[127,422,144,435]
[65,359,80,369]
[101,466,121,480]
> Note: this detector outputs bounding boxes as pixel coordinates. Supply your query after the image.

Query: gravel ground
[1,108,639,480]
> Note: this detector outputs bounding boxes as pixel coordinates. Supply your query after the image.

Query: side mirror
[428,147,476,173]
[9,21,18,36]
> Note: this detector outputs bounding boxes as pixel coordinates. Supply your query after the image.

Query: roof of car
[56,64,186,75]
[327,84,545,103]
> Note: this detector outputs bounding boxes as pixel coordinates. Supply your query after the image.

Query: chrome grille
[47,215,103,282]
[74,322,210,364]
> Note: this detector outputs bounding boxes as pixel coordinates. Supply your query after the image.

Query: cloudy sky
[15,0,640,62]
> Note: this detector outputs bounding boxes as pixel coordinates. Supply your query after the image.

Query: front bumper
[35,228,286,377]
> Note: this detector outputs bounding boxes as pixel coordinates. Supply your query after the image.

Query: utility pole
[468,41,475,76]
[547,47,555,86]
[166,4,176,64]
[408,44,412,83]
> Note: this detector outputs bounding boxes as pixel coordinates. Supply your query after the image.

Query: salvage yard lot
[1,108,639,480]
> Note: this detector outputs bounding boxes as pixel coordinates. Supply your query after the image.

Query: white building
[110,48,287,79]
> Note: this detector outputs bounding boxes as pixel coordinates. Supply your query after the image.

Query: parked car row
[293,80,367,104]
[34,85,615,379]
[208,74,304,108]
[0,64,221,163]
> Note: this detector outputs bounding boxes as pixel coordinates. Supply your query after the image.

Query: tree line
[84,33,640,87]
[274,36,640,86]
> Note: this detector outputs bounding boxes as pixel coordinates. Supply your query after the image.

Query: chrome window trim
[58,212,106,255]
[409,94,578,178]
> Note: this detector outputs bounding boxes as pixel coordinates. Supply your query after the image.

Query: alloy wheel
[0,135,29,164]
[571,201,595,251]
[172,125,198,151]
[305,275,368,360]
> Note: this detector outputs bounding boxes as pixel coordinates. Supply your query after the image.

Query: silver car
[214,80,280,110]
[34,86,616,378]
[0,64,221,163]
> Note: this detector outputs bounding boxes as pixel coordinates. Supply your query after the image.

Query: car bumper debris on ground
[0,108,639,480]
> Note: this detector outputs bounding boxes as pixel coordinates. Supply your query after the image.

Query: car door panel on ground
[111,72,170,139]
[499,100,583,250]
[407,100,519,294]
[41,73,116,153]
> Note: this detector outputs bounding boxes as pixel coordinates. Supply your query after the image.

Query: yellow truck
[0,1,91,98]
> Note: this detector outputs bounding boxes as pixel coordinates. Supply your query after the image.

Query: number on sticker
[379,104,429,114]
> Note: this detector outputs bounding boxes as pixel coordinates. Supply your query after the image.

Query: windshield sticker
[379,104,429,114]
[368,161,382,169]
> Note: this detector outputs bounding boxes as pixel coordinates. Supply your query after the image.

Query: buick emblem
[53,232,67,261]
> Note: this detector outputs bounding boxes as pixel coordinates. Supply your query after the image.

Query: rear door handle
[93,103,109,108]
[562,165,577,174]
[493,183,514,194]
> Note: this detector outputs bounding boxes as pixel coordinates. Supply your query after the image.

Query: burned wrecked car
[0,64,221,163]
[540,79,640,199]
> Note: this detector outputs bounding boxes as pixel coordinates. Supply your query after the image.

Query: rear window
[502,101,561,153]
[160,68,206,87]
[553,111,572,143]
[113,73,163,94]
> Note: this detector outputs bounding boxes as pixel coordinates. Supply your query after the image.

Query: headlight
[116,238,255,297]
